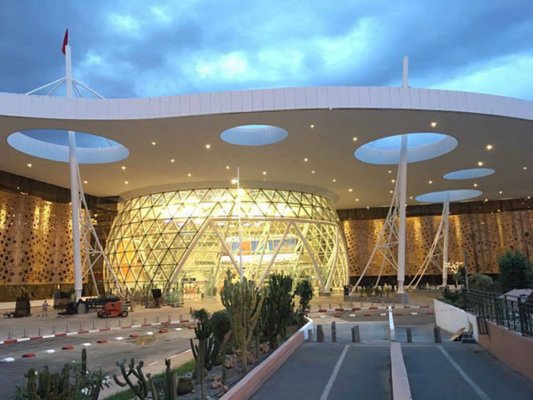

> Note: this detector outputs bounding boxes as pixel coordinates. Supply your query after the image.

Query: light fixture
[388,170,392,174]
[26,163,32,168]
[310,124,315,129]
[151,141,156,146]
[262,171,267,176]
[499,190,503,194]
[231,178,239,185]
[431,121,437,128]
[304,158,308,162]
[205,144,211,149]
[473,183,478,187]
[428,180,433,184]
[477,161,484,166]
[523,166,528,170]
[226,165,230,170]
[352,137,358,142]
[409,196,413,200]
[121,165,126,170]
[332,178,336,183]
[391,179,395,183]
[486,144,493,150]
[83,180,88,184]
[311,170,315,174]
[170,159,175,163]
[389,190,393,194]
[124,181,129,185]
[187,173,192,177]
[484,198,489,202]
[348,188,353,192]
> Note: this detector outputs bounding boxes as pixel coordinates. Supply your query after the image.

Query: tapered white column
[397,135,408,294]
[442,198,450,288]
[65,44,83,300]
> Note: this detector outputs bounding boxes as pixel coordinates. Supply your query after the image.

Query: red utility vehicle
[97,301,128,318]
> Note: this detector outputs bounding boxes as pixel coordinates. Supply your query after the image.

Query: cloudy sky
[1,0,532,100]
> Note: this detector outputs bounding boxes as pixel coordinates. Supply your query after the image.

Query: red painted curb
[61,345,74,350]
[394,313,403,316]
[318,309,327,313]
[78,330,89,334]
[335,308,345,312]
[55,333,66,337]
[141,324,151,327]
[352,307,361,311]
[369,306,378,310]
[3,339,17,344]
[99,328,110,332]
[22,353,36,358]
[426,312,435,315]
[129,334,139,338]
[364,313,372,317]
[159,329,168,334]
[30,336,42,340]
[420,305,429,308]
[97,339,108,344]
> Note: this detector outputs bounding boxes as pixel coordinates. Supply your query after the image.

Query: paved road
[0,325,194,398]
[403,342,533,400]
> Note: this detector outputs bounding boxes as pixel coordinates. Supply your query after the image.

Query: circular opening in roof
[443,168,495,180]
[354,132,457,165]
[416,189,482,203]
[220,124,288,146]
[7,129,129,164]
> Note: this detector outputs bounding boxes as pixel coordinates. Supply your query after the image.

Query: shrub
[468,273,494,292]
[294,279,313,324]
[498,250,533,292]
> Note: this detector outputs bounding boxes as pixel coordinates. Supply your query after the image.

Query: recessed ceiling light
[486,144,493,150]
[428,180,433,184]
[484,198,489,202]
[83,180,88,184]
[151,141,156,146]
[231,178,239,185]
[388,170,392,174]
[187,173,192,177]
[523,166,528,170]
[170,159,175,163]
[121,165,126,170]
[352,137,358,142]
[262,171,267,176]
[355,198,359,202]
[304,158,308,162]
[124,181,129,185]
[391,179,395,183]
[311,170,315,174]
[226,165,230,170]
[477,161,484,166]
[499,190,503,194]
[430,121,437,128]
[26,163,32,168]
[473,183,478,187]
[389,190,393,194]
[205,144,211,149]
[409,196,413,200]
[332,178,336,183]
[310,124,315,129]
[348,188,353,192]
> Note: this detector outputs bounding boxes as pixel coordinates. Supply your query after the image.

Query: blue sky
[1,0,532,100]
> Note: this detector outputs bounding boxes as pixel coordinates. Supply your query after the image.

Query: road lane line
[437,345,491,400]
[148,361,159,366]
[319,345,349,400]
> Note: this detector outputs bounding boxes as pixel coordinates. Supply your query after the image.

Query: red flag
[61,29,69,55]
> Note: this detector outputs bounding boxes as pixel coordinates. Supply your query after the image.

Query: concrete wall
[478,321,533,380]
[433,299,479,340]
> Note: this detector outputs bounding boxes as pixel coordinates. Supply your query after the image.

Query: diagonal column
[397,135,408,294]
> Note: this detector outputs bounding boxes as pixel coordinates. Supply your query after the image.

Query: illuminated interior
[105,188,349,297]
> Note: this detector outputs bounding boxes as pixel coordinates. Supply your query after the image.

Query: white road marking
[115,337,124,341]
[0,357,15,362]
[320,315,326,318]
[411,312,418,316]
[349,314,356,317]
[320,345,349,400]
[82,343,92,347]
[17,338,30,342]
[148,361,159,366]
[175,328,182,331]
[43,349,56,354]
[42,335,55,339]
[437,345,491,400]
[66,332,78,336]
[380,313,387,316]
[147,331,154,336]
[131,325,141,328]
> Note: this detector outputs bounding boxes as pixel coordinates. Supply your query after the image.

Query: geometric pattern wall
[105,188,349,296]
[343,209,533,278]
[0,190,74,285]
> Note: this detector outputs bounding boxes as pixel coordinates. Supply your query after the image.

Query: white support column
[397,135,408,294]
[402,56,409,88]
[236,167,244,281]
[442,198,450,288]
[65,44,83,301]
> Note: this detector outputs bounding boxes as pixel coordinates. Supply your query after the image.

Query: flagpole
[64,40,83,301]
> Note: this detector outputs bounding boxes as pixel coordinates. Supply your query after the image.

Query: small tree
[261,274,294,348]
[468,273,494,292]
[499,250,533,292]
[220,271,265,372]
[294,279,313,324]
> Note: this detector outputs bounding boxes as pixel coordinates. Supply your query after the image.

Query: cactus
[220,270,265,371]
[261,274,294,348]
[163,358,176,400]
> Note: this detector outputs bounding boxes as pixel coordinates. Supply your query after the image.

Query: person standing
[42,300,48,317]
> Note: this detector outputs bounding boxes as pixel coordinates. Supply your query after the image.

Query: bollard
[119,319,122,327]
[38,328,41,336]
[66,324,70,333]
[79,323,82,332]
[331,321,337,342]
[92,321,95,330]
[52,326,56,334]
[144,317,147,324]
[406,327,412,343]
[434,326,442,343]
[156,316,159,323]
[317,324,325,342]
[105,320,108,329]
[8,331,12,339]
[179,314,183,322]
[307,329,313,342]
[329,303,332,310]
[23,328,27,338]
[168,315,171,323]
[351,325,360,343]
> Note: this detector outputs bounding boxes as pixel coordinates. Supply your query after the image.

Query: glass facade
[105,188,348,297]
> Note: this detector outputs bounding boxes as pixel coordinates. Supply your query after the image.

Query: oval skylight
[354,132,457,165]
[8,129,129,164]
[220,124,288,146]
[416,189,482,203]
[443,168,495,180]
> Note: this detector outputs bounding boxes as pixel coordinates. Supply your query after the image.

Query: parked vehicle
[97,301,128,318]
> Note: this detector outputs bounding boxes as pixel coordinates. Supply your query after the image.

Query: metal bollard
[307,329,313,342]
[168,315,171,323]
[317,324,325,343]
[351,325,360,343]
[38,328,41,336]
[52,326,56,334]
[119,318,122,327]
[105,320,108,329]
[406,327,412,343]
[79,323,82,332]
[144,317,147,324]
[66,324,70,333]
[92,321,95,330]
[331,321,337,342]
[8,331,12,339]
[434,326,442,343]
[23,328,27,338]
[329,303,332,310]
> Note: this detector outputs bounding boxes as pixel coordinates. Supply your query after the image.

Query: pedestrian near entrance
[42,300,48,317]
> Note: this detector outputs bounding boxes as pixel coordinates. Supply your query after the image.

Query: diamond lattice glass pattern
[105,188,348,296]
